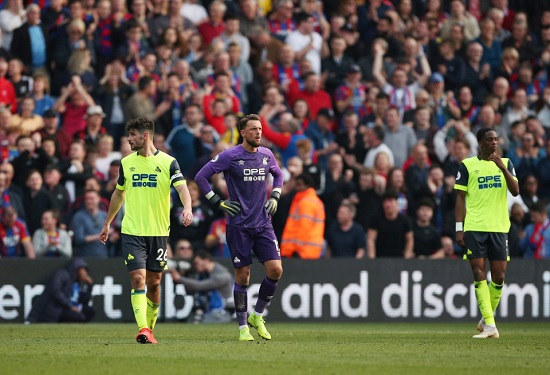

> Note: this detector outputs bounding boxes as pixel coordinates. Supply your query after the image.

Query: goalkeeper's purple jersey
[195,145,284,227]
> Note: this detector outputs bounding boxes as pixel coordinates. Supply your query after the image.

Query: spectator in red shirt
[0,56,17,113]
[53,76,96,137]
[288,72,332,119]
[197,0,226,46]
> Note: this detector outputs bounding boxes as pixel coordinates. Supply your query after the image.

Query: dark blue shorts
[463,231,509,261]
[226,223,281,268]
[121,234,168,272]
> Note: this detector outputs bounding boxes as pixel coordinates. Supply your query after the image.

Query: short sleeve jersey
[206,145,283,227]
[454,156,517,233]
[116,150,185,236]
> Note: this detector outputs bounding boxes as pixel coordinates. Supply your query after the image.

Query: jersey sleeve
[116,163,125,190]
[507,159,518,181]
[268,149,284,188]
[170,159,186,187]
[453,162,469,191]
[194,150,232,195]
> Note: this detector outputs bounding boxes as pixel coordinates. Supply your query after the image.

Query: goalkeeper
[195,114,284,342]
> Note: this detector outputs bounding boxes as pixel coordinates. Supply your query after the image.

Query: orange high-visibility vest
[280,187,325,259]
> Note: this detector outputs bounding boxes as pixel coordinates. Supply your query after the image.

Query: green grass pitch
[2,322,550,375]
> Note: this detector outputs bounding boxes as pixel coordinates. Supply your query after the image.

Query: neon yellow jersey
[116,150,186,236]
[454,156,517,233]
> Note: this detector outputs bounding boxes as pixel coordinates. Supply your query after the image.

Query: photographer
[168,250,234,323]
[27,257,94,323]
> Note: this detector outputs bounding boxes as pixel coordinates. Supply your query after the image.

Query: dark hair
[380,15,393,24]
[530,201,547,214]
[416,197,435,211]
[238,114,261,132]
[125,117,155,135]
[295,11,312,25]
[372,126,385,141]
[382,189,399,201]
[214,71,230,80]
[295,173,314,188]
[476,127,496,142]
[194,250,213,261]
[223,13,239,22]
[138,75,154,91]
[376,92,390,101]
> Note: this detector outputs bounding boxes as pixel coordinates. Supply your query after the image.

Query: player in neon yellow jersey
[454,128,519,339]
[100,117,193,344]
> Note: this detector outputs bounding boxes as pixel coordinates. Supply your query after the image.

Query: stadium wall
[1,259,549,323]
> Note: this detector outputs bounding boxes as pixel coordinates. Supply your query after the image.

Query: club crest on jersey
[238,160,245,165]
[263,157,268,165]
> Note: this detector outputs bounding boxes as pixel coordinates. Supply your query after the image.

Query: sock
[146,297,160,331]
[234,283,248,327]
[255,277,279,315]
[131,289,148,330]
[489,280,504,313]
[474,281,495,326]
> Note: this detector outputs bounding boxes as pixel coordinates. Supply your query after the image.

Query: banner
[1,259,549,322]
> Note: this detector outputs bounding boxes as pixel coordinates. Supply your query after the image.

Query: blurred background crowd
[0,0,550,263]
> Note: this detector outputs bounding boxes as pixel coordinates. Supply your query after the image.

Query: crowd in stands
[1,0,550,261]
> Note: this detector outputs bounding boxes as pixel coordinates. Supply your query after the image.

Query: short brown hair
[125,117,155,135]
[238,114,261,132]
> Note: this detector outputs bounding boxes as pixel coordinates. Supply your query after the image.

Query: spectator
[413,198,445,259]
[502,19,538,64]
[73,105,107,147]
[463,42,493,106]
[440,0,480,42]
[368,190,414,259]
[43,164,71,223]
[9,4,47,73]
[238,0,267,37]
[387,167,409,215]
[280,173,325,259]
[507,131,546,182]
[53,76,96,137]
[37,109,72,159]
[32,209,72,257]
[326,200,365,258]
[8,58,33,101]
[169,180,216,252]
[147,0,194,47]
[285,11,323,76]
[227,42,253,113]
[165,103,206,177]
[304,107,338,171]
[197,0,226,46]
[94,134,121,180]
[349,168,383,232]
[31,73,55,117]
[519,201,550,258]
[383,106,417,168]
[0,0,24,51]
[59,139,95,203]
[372,42,431,116]
[268,0,296,42]
[125,75,171,122]
[0,55,17,113]
[212,13,250,63]
[322,35,354,95]
[26,257,94,323]
[11,134,52,189]
[288,72,332,120]
[22,168,57,236]
[71,189,107,258]
[8,97,43,135]
[0,166,24,217]
[0,205,35,258]
[404,143,431,212]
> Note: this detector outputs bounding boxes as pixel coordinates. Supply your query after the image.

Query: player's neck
[241,142,257,153]
[138,143,158,157]
[479,152,491,160]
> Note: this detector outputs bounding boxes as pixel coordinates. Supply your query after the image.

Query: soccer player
[454,128,519,339]
[99,117,193,344]
[194,114,284,341]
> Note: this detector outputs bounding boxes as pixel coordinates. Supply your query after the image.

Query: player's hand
[264,189,281,216]
[456,231,465,248]
[99,224,110,244]
[208,194,241,217]
[488,152,505,170]
[181,209,193,226]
